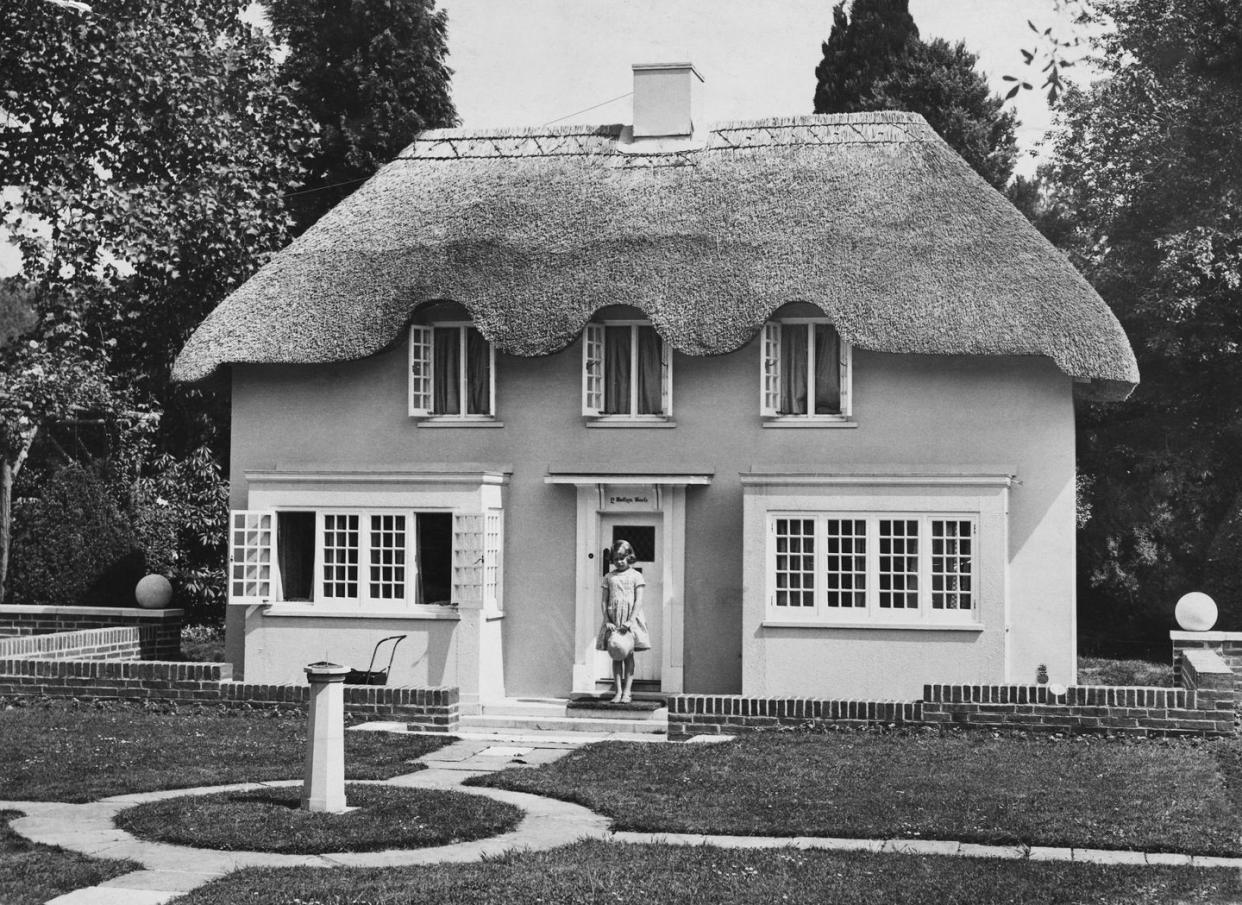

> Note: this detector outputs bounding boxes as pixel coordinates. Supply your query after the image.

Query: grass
[0,699,453,802]
[1077,657,1172,686]
[473,731,1242,856]
[179,624,226,662]
[115,784,521,854]
[170,840,1242,905]
[0,810,139,905]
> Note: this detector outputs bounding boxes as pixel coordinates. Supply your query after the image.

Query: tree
[813,0,1019,190]
[0,0,312,606]
[267,0,458,232]
[1042,0,1242,641]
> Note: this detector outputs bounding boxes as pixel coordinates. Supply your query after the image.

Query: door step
[456,697,667,736]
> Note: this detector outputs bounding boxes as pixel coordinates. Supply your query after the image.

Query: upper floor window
[761,319,851,419]
[409,322,494,418]
[582,321,672,419]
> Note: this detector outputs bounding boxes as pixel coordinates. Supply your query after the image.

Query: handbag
[606,628,635,661]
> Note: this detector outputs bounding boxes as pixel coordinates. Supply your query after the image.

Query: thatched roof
[173,112,1138,400]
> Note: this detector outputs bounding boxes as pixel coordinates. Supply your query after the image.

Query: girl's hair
[610,539,637,566]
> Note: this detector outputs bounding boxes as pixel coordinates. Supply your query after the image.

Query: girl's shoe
[610,693,623,704]
[620,694,632,704]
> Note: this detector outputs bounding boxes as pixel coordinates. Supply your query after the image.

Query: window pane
[931,519,973,610]
[369,514,406,600]
[322,514,359,599]
[604,326,631,414]
[418,513,453,605]
[466,328,490,415]
[635,326,663,414]
[825,518,866,608]
[878,519,919,610]
[779,324,809,415]
[814,324,842,414]
[276,511,315,601]
[433,328,461,415]
[773,518,815,608]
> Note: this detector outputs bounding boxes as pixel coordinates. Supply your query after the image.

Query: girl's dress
[595,566,651,651]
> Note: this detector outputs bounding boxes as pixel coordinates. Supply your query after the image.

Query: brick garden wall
[0,626,152,661]
[0,606,182,660]
[1172,631,1242,690]
[0,657,459,731]
[669,649,1236,740]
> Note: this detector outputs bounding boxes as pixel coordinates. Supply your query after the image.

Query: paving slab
[1072,847,1151,866]
[45,888,177,905]
[98,869,229,892]
[882,838,963,856]
[1027,846,1076,862]
[1145,852,1194,866]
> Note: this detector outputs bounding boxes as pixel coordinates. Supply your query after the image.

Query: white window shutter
[451,512,485,606]
[484,510,503,611]
[409,325,433,416]
[660,335,673,416]
[229,510,275,603]
[582,323,604,416]
[839,340,851,417]
[761,322,781,416]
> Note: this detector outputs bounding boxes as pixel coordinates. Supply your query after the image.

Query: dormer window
[761,318,851,421]
[409,320,495,419]
[582,320,672,420]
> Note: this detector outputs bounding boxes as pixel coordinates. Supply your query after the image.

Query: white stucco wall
[229,329,1077,700]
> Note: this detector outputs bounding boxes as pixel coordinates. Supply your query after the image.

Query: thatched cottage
[174,64,1138,707]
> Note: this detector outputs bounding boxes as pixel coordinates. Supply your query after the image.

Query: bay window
[768,513,976,623]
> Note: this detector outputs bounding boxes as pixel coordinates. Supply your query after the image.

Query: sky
[0,0,1084,278]
[437,0,1084,169]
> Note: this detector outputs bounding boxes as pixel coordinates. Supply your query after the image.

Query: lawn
[170,840,1242,905]
[1077,657,1172,686]
[116,784,521,854]
[0,699,453,802]
[0,810,139,905]
[473,731,1242,855]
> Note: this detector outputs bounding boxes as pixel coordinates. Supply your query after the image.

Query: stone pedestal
[302,662,350,813]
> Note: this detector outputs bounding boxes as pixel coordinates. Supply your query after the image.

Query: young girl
[595,538,650,703]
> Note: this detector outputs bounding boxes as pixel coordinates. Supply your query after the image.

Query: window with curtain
[761,320,850,418]
[409,323,494,418]
[582,322,671,417]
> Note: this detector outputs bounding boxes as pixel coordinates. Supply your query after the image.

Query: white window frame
[759,318,852,421]
[581,319,672,420]
[409,322,496,420]
[765,512,979,626]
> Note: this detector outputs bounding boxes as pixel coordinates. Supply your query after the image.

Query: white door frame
[558,480,691,694]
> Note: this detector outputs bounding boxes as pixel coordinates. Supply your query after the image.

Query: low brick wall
[0,626,156,662]
[0,657,459,732]
[0,606,182,660]
[670,651,1236,740]
[1172,631,1242,690]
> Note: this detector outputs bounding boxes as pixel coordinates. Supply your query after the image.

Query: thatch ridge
[173,112,1138,401]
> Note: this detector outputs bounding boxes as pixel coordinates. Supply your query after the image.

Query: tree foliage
[813,0,1019,189]
[1044,0,1242,640]
[267,0,458,232]
[0,0,312,607]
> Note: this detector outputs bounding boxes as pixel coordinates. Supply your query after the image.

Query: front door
[598,514,662,683]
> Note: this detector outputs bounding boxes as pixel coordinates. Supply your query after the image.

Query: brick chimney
[631,63,703,139]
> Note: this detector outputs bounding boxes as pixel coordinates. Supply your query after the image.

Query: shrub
[8,464,145,607]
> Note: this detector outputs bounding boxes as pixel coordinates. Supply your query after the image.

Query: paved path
[5,732,1242,904]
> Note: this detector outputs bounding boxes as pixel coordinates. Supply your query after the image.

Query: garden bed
[116,784,521,854]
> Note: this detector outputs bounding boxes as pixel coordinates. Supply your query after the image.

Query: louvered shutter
[484,510,504,611]
[761,322,781,416]
[582,323,604,416]
[229,510,275,603]
[409,325,433,416]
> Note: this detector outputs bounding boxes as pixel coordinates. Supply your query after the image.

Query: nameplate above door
[600,484,660,512]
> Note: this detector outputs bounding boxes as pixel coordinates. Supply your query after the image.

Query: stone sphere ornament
[1175,591,1218,632]
[135,574,173,610]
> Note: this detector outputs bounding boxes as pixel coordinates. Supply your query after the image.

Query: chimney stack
[631,63,703,139]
